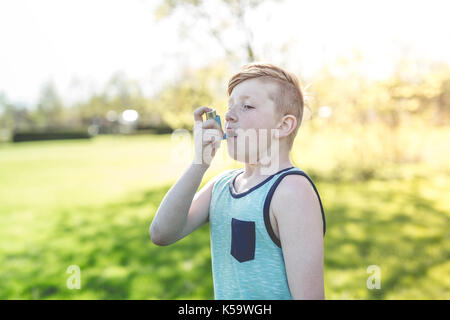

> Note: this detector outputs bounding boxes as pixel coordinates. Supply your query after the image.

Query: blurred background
[0,0,449,299]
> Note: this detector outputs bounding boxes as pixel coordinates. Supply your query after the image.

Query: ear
[275,114,297,139]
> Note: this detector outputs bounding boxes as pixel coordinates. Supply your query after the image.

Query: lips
[226,128,237,138]
[226,130,238,137]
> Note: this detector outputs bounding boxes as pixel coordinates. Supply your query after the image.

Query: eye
[243,104,254,109]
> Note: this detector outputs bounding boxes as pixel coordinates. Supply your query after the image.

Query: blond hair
[228,62,304,150]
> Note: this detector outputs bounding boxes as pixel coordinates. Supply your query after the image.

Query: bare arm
[150,162,208,245]
[272,175,325,300]
[149,106,224,246]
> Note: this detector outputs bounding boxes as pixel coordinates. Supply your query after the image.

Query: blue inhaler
[206,110,227,139]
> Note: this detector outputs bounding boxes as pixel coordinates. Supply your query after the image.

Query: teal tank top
[209,166,326,300]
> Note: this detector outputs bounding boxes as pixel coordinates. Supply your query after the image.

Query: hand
[192,106,225,167]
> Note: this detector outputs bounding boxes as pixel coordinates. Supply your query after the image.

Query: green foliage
[76,72,150,121]
[153,62,230,130]
[12,130,91,142]
[308,52,450,127]
[1,53,449,149]
[33,81,65,129]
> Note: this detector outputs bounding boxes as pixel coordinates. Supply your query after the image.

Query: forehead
[228,77,278,104]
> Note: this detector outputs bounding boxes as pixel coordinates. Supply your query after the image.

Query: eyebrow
[228,95,251,105]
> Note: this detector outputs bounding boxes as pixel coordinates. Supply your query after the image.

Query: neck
[243,153,294,178]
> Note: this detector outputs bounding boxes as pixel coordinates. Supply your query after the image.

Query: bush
[136,124,173,135]
[12,129,92,142]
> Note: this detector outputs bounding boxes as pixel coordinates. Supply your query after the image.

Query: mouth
[226,129,238,138]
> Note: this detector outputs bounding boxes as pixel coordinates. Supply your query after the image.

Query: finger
[212,134,221,149]
[194,106,213,122]
[202,119,221,130]
[203,136,214,147]
[205,132,222,147]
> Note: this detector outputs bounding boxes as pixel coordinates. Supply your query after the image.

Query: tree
[0,93,36,132]
[75,71,149,124]
[0,93,15,131]
[155,0,284,63]
[34,81,65,129]
[151,62,229,130]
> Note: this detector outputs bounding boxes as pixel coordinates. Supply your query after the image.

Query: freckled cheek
[257,129,273,147]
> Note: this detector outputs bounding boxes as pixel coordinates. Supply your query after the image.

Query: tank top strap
[263,167,326,247]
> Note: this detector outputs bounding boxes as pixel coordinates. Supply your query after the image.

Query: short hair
[227,62,304,150]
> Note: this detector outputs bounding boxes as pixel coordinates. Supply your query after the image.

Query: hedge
[12,130,92,142]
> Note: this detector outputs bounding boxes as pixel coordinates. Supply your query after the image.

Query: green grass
[0,134,449,299]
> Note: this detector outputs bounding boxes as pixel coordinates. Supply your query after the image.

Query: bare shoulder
[271,174,321,220]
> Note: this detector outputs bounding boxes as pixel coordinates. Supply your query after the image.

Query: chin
[226,144,262,164]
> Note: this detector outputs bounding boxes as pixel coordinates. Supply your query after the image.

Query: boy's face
[225,77,281,164]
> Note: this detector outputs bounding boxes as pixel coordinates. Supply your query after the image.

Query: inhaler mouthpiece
[206,110,226,139]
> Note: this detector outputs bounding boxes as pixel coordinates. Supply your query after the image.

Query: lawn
[0,133,448,299]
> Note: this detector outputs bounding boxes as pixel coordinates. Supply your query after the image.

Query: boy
[150,63,326,300]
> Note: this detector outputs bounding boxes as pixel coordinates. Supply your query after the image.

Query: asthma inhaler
[205,110,227,139]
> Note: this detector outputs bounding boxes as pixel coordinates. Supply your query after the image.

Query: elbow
[151,234,171,247]
[149,224,162,246]
[149,224,172,246]
[152,237,173,246]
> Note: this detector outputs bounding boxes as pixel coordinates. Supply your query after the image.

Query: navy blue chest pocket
[230,218,256,263]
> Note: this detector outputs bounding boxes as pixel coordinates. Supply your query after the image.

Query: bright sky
[0,0,449,107]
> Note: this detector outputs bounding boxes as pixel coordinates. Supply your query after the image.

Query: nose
[225,107,237,124]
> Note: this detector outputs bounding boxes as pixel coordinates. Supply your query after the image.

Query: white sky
[0,0,449,107]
